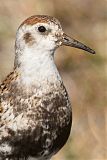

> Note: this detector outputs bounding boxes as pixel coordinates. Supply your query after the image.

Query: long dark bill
[62,33,95,54]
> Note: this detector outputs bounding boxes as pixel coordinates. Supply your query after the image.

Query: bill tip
[91,50,96,54]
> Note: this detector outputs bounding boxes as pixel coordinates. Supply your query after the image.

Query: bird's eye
[38,26,46,32]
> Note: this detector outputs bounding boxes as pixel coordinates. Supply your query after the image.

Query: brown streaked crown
[19,15,62,29]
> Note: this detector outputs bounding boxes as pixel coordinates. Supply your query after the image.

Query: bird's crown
[19,15,62,28]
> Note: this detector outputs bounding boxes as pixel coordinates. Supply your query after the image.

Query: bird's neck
[15,47,62,88]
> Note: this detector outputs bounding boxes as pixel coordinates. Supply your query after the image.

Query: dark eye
[38,26,46,32]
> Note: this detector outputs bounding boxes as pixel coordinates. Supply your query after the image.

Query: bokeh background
[0,0,106,159]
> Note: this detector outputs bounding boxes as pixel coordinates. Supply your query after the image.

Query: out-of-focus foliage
[0,0,106,159]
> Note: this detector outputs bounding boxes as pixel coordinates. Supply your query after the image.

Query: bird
[0,15,95,160]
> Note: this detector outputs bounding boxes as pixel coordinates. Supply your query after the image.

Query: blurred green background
[0,0,106,160]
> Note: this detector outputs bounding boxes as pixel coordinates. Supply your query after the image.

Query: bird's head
[16,15,95,55]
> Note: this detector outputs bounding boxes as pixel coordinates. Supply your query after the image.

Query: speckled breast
[0,82,72,159]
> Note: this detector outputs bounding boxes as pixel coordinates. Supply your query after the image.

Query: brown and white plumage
[0,15,95,160]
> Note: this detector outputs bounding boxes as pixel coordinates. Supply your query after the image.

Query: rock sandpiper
[0,15,95,160]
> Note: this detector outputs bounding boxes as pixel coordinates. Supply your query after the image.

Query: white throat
[16,46,62,87]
